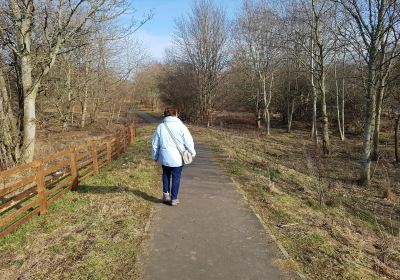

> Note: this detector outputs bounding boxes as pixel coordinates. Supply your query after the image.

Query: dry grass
[34,103,137,160]
[0,124,160,280]
[191,125,399,280]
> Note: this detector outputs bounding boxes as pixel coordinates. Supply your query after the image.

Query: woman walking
[152,108,196,205]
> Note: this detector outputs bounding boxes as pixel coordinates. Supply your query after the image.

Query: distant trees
[132,0,400,186]
[133,63,164,112]
[173,0,229,126]
[159,61,198,121]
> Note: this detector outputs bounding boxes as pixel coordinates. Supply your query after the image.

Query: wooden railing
[0,124,137,239]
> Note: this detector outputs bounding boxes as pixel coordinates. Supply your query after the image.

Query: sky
[132,0,242,61]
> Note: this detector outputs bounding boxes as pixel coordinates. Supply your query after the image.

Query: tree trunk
[108,101,116,127]
[359,67,378,186]
[335,62,344,140]
[80,87,88,128]
[14,0,37,163]
[310,34,318,141]
[64,61,72,129]
[81,50,90,128]
[371,86,385,161]
[287,99,295,133]
[92,97,100,122]
[21,53,39,163]
[116,104,122,122]
[262,77,268,133]
[256,88,261,129]
[266,73,274,135]
[0,67,20,169]
[320,70,330,154]
[341,55,346,140]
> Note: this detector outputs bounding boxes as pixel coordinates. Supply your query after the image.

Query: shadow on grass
[76,184,161,203]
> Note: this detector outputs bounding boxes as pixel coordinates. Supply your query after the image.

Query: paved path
[139,110,297,280]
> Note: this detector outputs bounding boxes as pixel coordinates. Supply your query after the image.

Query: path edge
[231,177,307,280]
[208,150,307,280]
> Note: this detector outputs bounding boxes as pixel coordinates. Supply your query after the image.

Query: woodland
[134,0,400,187]
[0,0,400,279]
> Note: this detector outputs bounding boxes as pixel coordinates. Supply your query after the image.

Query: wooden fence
[0,124,137,239]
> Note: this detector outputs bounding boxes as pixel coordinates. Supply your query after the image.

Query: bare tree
[335,0,400,185]
[284,0,337,152]
[309,0,338,154]
[234,0,281,135]
[173,0,229,126]
[0,0,134,165]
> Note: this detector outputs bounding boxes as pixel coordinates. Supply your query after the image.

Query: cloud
[136,30,173,61]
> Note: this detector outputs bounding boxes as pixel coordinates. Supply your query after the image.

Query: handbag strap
[163,123,185,155]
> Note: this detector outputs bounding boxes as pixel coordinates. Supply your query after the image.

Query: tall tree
[335,0,400,185]
[173,0,228,126]
[234,0,281,135]
[310,0,337,154]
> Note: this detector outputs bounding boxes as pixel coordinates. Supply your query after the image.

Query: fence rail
[0,124,137,239]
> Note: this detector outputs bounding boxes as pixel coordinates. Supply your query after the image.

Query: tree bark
[312,0,330,154]
[360,64,378,186]
[81,49,90,128]
[256,88,261,129]
[14,0,37,163]
[371,83,385,161]
[287,99,295,133]
[64,59,72,129]
[320,71,330,154]
[335,61,344,140]
[262,77,268,133]
[0,67,20,168]
[266,73,274,135]
[310,31,318,141]
[80,87,88,128]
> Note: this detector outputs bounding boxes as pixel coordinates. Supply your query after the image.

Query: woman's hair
[164,108,178,117]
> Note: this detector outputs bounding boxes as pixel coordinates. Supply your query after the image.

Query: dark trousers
[162,165,184,200]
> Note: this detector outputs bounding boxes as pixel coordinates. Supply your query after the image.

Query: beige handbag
[164,123,193,165]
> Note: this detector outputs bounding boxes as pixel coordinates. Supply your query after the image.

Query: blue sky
[132,0,242,61]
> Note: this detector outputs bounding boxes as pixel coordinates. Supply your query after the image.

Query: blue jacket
[152,116,196,167]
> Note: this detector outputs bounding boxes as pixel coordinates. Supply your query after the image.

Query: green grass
[0,124,160,280]
[191,125,400,280]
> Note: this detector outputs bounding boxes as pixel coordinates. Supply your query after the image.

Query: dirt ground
[34,107,136,160]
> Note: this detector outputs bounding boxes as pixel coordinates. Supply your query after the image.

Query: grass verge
[191,125,399,280]
[0,124,160,280]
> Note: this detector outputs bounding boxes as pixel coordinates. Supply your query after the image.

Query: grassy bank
[0,124,160,280]
[191,126,399,280]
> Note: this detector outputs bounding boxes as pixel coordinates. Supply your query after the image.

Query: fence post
[130,125,136,144]
[91,143,99,175]
[106,141,112,163]
[69,148,78,191]
[35,161,48,215]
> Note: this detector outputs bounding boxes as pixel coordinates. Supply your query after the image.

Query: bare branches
[173,0,228,125]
